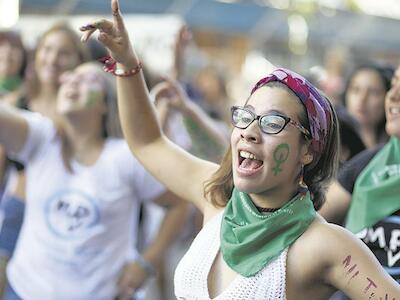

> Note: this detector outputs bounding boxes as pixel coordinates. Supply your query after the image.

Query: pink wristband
[98,56,142,77]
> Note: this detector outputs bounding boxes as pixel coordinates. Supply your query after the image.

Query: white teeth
[240,150,258,160]
[390,107,400,115]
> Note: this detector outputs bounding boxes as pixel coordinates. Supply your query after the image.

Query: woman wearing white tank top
[80,1,400,299]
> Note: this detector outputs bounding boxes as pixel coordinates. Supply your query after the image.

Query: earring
[299,165,308,190]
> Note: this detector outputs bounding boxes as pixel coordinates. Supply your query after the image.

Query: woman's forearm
[142,201,189,268]
[0,103,28,154]
[116,61,164,151]
[182,100,230,149]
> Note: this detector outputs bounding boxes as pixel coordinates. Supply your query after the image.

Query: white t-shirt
[7,112,165,300]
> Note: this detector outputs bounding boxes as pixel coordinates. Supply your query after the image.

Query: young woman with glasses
[80,1,400,298]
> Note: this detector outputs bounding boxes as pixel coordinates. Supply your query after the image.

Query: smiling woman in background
[343,64,393,149]
[321,66,400,294]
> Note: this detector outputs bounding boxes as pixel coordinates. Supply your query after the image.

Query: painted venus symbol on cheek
[272,143,290,176]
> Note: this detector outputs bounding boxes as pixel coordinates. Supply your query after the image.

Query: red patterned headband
[251,68,332,164]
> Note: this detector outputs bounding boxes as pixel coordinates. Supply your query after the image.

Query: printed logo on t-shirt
[356,215,400,282]
[45,190,100,239]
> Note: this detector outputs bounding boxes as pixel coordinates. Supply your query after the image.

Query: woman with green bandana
[321,66,400,291]
[80,1,400,298]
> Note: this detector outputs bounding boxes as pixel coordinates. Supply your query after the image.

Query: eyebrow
[243,105,287,117]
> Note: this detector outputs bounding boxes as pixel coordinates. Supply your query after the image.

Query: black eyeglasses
[231,106,311,138]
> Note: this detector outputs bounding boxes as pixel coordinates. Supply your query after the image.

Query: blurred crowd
[0,7,399,300]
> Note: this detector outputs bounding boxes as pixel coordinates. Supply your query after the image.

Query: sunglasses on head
[231,106,311,138]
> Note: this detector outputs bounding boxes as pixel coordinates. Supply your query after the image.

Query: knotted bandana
[221,188,316,277]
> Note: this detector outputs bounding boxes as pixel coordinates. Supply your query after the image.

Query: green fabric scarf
[220,188,316,277]
[346,137,400,233]
[0,77,22,94]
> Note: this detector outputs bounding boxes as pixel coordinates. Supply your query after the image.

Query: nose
[240,121,261,143]
[355,89,369,105]
[387,84,400,102]
[46,50,59,66]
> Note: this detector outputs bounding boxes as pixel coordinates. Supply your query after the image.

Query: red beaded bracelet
[98,56,143,77]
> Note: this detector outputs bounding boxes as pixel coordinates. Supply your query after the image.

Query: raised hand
[79,0,136,67]
[150,78,190,112]
[173,25,193,80]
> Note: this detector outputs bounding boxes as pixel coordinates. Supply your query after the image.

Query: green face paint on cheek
[85,90,103,108]
[272,143,290,176]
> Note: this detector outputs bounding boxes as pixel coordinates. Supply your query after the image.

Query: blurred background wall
[1,0,400,103]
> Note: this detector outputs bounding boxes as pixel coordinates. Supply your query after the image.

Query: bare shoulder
[285,216,347,298]
[288,215,369,282]
[203,202,225,224]
[290,215,369,265]
[288,215,400,299]
[300,215,356,244]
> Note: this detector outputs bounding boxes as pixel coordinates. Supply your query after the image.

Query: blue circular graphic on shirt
[45,190,100,239]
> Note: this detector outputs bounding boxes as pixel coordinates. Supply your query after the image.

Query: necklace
[254,205,280,213]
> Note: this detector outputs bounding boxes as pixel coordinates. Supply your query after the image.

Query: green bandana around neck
[220,187,316,277]
[0,76,22,94]
[346,137,400,233]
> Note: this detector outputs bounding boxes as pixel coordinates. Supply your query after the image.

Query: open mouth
[65,90,79,101]
[238,150,264,171]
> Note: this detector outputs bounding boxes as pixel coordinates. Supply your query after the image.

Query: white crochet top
[174,211,288,300]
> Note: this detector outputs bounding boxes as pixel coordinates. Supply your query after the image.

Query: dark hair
[303,94,339,210]
[0,30,28,78]
[335,104,365,161]
[204,82,340,210]
[343,63,394,144]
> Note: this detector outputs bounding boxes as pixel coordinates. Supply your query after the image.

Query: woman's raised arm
[0,103,28,155]
[80,0,218,212]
